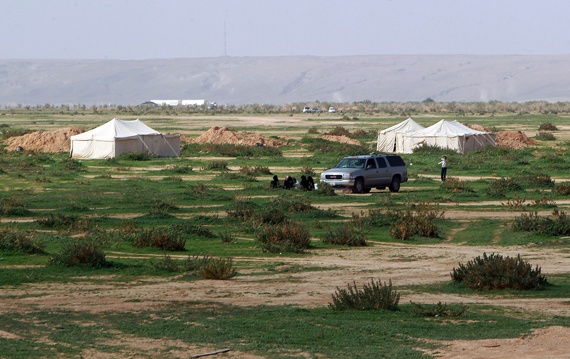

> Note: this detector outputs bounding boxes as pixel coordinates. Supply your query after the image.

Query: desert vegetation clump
[322,213,368,246]
[451,252,547,291]
[49,238,110,268]
[485,177,523,198]
[535,131,556,141]
[389,202,444,240]
[410,301,468,317]
[329,279,400,311]
[538,123,558,131]
[512,172,554,188]
[440,177,474,193]
[0,195,32,216]
[512,209,570,236]
[554,183,570,195]
[129,227,186,251]
[256,221,311,253]
[36,213,93,232]
[118,152,152,161]
[198,257,237,280]
[239,165,271,176]
[0,229,45,254]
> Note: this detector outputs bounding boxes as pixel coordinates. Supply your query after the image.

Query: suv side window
[376,157,387,168]
[365,159,377,169]
[386,156,405,167]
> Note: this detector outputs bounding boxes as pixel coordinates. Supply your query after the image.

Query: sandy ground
[1,239,570,358]
[2,115,570,358]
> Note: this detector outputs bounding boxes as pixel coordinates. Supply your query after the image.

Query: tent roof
[71,119,160,141]
[380,118,424,134]
[406,119,491,137]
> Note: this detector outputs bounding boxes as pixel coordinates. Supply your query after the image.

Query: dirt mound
[192,127,283,146]
[496,131,537,149]
[4,127,84,153]
[466,124,491,132]
[321,135,361,145]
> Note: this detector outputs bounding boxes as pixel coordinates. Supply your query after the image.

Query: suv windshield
[335,158,365,169]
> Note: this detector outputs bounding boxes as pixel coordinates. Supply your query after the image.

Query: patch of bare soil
[429,326,570,359]
[4,126,84,152]
[191,126,283,146]
[1,239,569,358]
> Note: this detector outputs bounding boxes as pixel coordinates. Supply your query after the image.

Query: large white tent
[377,118,425,153]
[401,119,496,154]
[70,118,180,159]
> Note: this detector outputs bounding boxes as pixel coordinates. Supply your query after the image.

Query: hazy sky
[2,0,570,60]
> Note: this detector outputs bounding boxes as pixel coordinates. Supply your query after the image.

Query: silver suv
[319,154,408,193]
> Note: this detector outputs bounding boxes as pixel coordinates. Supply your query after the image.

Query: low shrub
[538,123,558,131]
[554,183,570,196]
[410,301,468,317]
[1,196,32,216]
[512,209,570,236]
[314,181,336,196]
[270,195,315,213]
[164,165,193,174]
[440,177,474,193]
[535,132,556,141]
[256,221,311,253]
[322,214,368,246]
[485,177,523,198]
[152,255,181,272]
[149,199,179,215]
[512,172,554,188]
[118,152,151,161]
[130,227,186,251]
[35,213,92,232]
[239,165,271,176]
[329,279,400,311]
[219,230,237,243]
[184,255,213,272]
[198,257,237,280]
[0,230,45,254]
[203,160,229,171]
[49,238,109,268]
[451,252,547,291]
[226,199,259,222]
[389,202,444,240]
[171,221,216,238]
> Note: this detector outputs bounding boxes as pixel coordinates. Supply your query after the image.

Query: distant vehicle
[312,108,323,113]
[319,154,408,193]
[328,107,337,113]
[302,106,312,113]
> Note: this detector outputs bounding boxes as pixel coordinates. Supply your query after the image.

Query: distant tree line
[2,100,569,117]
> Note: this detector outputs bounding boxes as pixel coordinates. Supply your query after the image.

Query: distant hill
[1,55,569,106]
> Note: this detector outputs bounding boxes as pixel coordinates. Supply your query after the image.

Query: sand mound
[496,131,537,149]
[4,127,84,153]
[192,127,283,146]
[321,135,361,145]
[466,124,491,132]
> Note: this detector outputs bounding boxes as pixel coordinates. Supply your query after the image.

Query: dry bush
[329,279,400,311]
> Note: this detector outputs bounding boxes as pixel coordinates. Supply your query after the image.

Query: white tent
[377,118,425,153]
[401,119,496,154]
[70,118,180,159]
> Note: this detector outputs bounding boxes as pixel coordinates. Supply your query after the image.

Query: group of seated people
[270,175,315,191]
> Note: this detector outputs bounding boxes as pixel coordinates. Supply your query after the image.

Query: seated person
[270,175,280,189]
[283,175,295,189]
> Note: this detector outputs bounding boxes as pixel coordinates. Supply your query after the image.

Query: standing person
[438,156,447,182]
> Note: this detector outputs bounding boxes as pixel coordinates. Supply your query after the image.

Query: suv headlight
[343,173,353,180]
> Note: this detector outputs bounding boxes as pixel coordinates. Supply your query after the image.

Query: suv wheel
[389,176,400,192]
[353,178,364,193]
